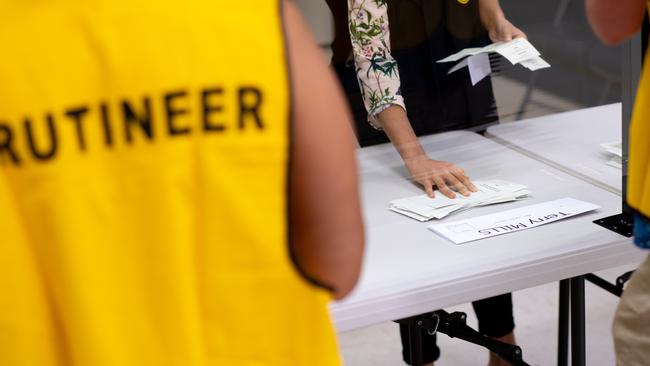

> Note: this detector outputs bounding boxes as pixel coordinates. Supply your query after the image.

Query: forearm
[285,0,364,300]
[348,0,405,127]
[585,0,645,45]
[376,105,426,161]
[479,0,506,30]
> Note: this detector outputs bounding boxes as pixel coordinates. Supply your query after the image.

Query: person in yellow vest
[586,1,650,364]
[0,1,364,365]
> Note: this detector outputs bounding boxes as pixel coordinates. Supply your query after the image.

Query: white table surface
[330,130,642,333]
[485,103,622,194]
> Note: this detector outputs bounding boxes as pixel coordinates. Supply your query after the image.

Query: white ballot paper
[519,56,552,71]
[468,53,492,85]
[438,47,484,63]
[429,198,600,245]
[607,159,623,169]
[389,180,530,222]
[601,141,622,157]
[439,38,550,82]
[492,38,541,65]
[448,57,469,74]
[601,141,622,169]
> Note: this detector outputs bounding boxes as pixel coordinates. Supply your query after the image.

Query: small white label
[428,198,600,244]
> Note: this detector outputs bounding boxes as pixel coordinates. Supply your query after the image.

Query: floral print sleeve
[348,0,405,129]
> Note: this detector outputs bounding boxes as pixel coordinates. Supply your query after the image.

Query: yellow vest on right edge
[628,47,650,219]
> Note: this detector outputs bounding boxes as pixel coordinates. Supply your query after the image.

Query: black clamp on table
[395,310,530,366]
[585,270,635,297]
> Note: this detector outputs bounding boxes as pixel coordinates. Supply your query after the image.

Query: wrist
[480,5,506,31]
[375,106,428,162]
[394,141,425,161]
[402,152,430,167]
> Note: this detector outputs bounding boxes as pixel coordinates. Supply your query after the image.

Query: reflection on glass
[496,0,622,121]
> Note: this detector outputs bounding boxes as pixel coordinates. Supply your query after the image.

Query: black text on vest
[0,86,266,167]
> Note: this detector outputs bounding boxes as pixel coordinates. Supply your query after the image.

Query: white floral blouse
[347,0,405,128]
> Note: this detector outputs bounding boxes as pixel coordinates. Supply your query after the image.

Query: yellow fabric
[0,1,340,365]
[628,41,650,219]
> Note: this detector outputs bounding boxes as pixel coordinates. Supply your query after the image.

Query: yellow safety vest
[628,37,650,220]
[0,1,341,365]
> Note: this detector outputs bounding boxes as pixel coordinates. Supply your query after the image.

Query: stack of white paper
[437,38,551,85]
[389,180,531,222]
[601,141,622,169]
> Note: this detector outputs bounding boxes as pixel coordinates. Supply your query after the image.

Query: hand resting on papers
[404,155,478,199]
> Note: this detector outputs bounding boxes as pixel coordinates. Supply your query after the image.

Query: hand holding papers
[389,180,530,222]
[429,198,600,245]
[437,38,551,85]
[488,38,543,65]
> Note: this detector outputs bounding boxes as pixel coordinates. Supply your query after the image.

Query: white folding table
[330,130,641,365]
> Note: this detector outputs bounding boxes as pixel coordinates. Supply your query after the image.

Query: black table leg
[408,320,424,366]
[570,276,586,366]
[558,279,570,366]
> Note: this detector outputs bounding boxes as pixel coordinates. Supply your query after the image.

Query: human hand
[486,17,527,43]
[404,156,478,199]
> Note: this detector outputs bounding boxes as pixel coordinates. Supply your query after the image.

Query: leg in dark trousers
[472,293,515,339]
[474,293,517,366]
[400,324,441,365]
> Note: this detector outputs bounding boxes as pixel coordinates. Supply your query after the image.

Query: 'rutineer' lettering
[0,86,265,166]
